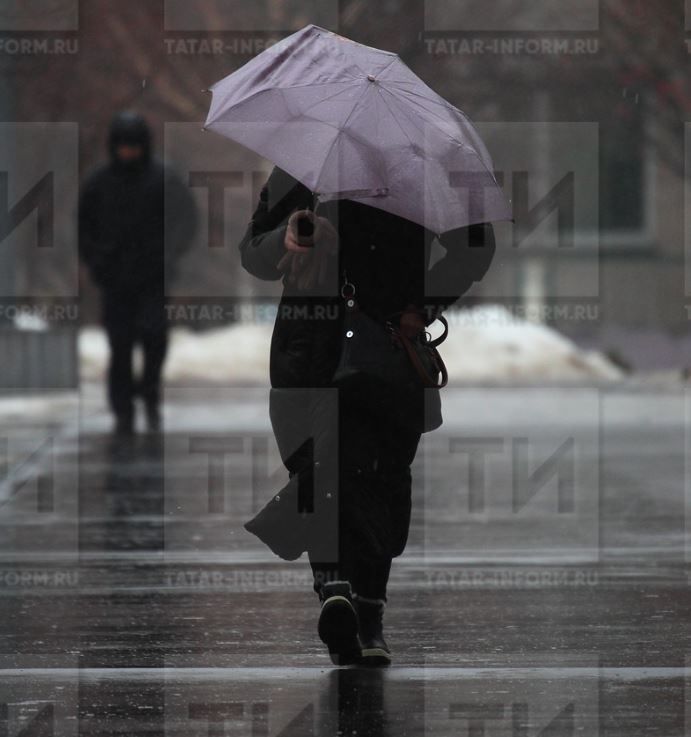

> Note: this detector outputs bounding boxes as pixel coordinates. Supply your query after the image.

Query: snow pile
[441,306,623,382]
[79,323,270,383]
[79,329,110,381]
[166,323,270,382]
[79,306,623,384]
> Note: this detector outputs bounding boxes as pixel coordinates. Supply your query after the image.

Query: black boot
[317,581,361,666]
[354,597,391,667]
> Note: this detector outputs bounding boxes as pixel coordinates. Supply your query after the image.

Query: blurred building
[2,0,688,385]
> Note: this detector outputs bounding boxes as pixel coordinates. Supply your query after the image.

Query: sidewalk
[0,383,688,735]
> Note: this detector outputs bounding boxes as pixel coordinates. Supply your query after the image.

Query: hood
[108,111,152,169]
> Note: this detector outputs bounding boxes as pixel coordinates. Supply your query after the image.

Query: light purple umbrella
[205,24,511,235]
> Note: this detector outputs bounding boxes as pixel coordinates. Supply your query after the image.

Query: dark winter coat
[79,112,197,294]
[239,166,496,389]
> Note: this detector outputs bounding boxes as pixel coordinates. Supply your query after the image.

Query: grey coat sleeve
[238,167,314,281]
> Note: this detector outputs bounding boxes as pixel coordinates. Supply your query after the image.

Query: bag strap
[385,310,449,348]
[429,315,449,348]
[397,331,449,388]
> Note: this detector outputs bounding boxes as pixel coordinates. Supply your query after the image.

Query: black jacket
[239,166,495,389]
[79,112,197,293]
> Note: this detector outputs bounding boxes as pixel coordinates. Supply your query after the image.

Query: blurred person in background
[79,111,197,436]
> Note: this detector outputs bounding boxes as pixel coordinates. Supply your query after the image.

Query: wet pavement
[0,384,689,735]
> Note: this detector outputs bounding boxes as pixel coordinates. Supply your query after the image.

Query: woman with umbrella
[240,165,496,666]
[207,25,510,666]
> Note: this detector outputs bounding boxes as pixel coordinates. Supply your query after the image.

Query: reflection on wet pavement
[0,387,689,735]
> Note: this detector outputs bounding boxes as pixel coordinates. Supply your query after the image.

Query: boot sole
[318,595,360,666]
[358,647,392,667]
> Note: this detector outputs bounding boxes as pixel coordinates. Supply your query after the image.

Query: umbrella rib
[381,85,490,165]
[326,35,400,78]
[374,83,417,151]
[208,81,361,124]
[378,85,444,144]
[220,84,366,136]
[378,55,402,78]
[314,80,372,193]
[386,81,474,125]
[383,84,462,128]
[287,82,364,119]
[379,85,502,206]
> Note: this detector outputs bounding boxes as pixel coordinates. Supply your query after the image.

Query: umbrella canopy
[205,24,511,235]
